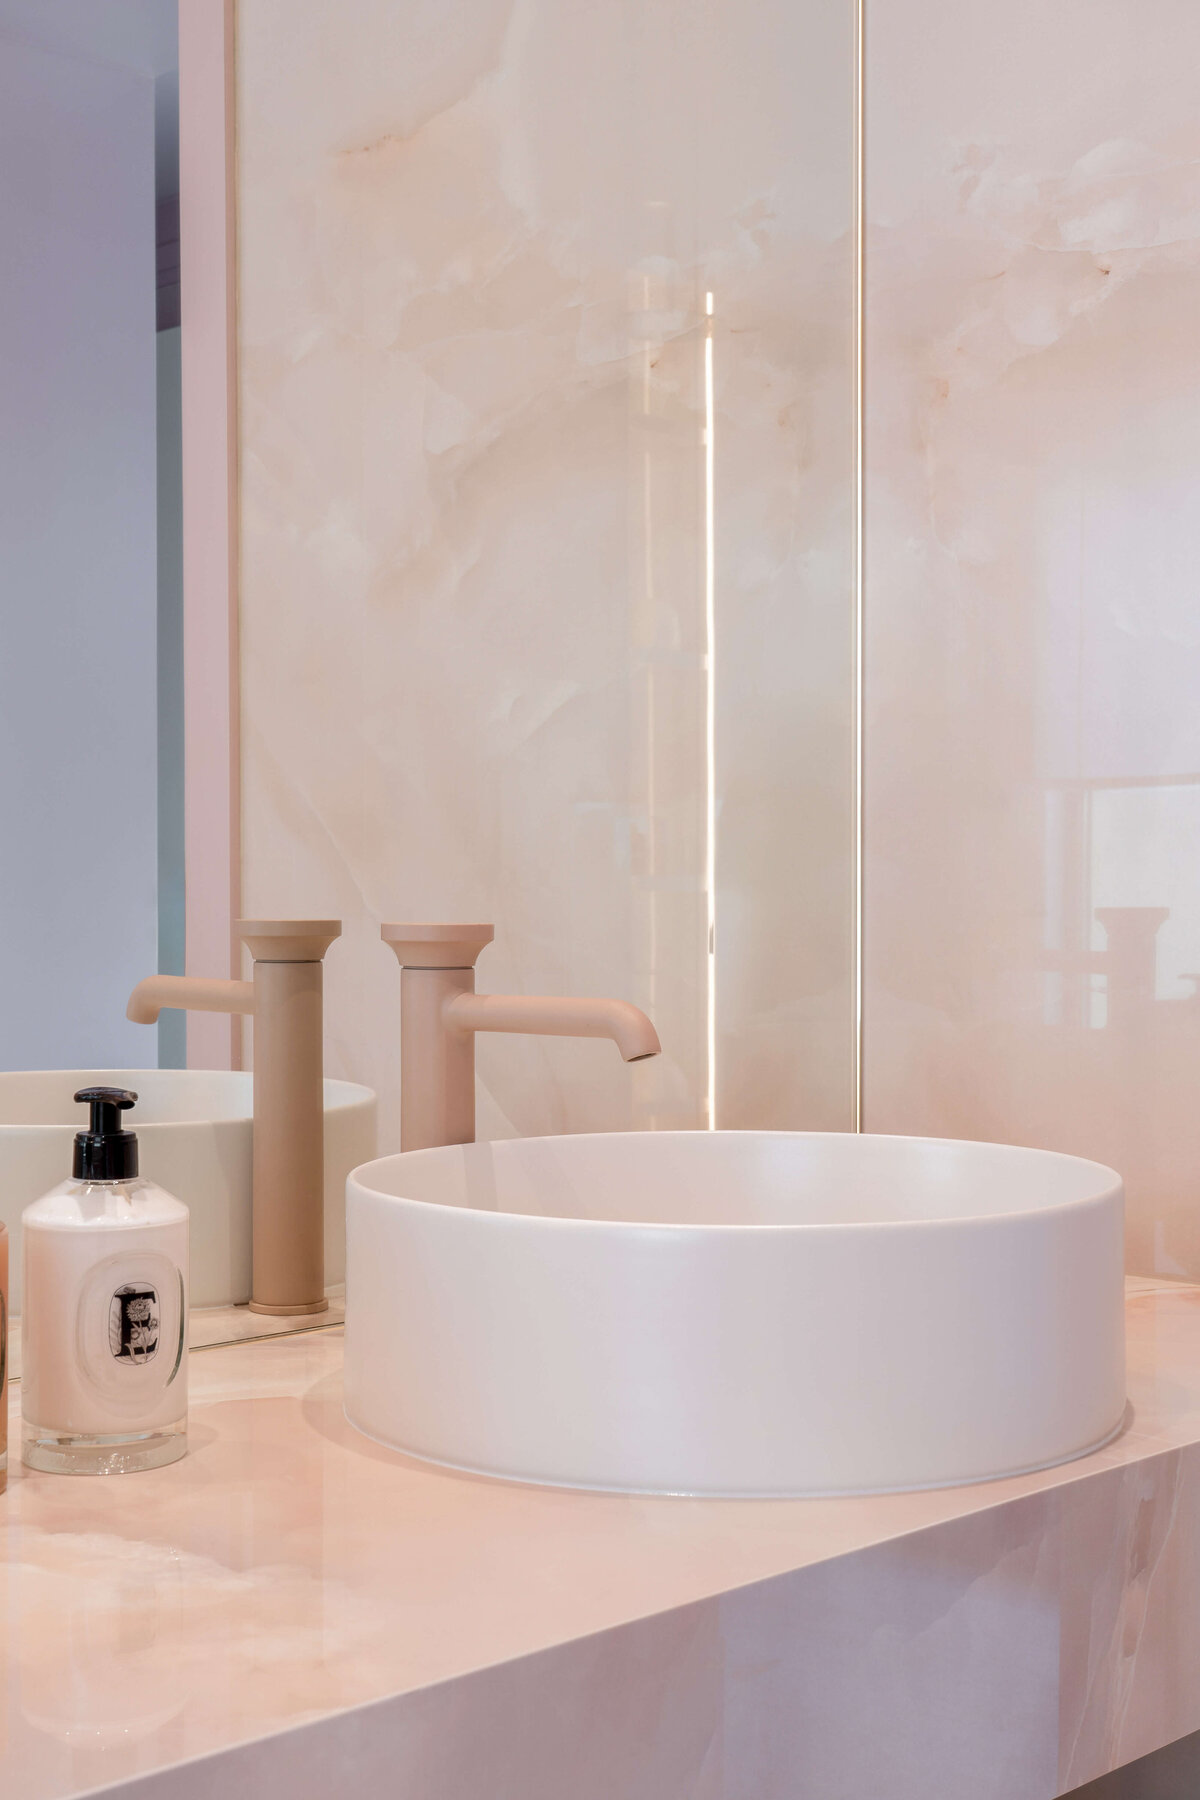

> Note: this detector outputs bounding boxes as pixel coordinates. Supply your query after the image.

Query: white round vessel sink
[345,1131,1126,1497]
[0,1069,376,1312]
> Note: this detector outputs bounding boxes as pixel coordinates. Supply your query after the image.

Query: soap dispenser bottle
[22,1088,189,1475]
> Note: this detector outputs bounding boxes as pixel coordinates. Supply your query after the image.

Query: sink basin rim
[344,1129,1126,1496]
[0,1068,375,1131]
[0,1069,378,1310]
[348,1128,1123,1236]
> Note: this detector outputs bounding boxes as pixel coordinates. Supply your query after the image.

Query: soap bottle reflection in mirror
[21,1089,188,1475]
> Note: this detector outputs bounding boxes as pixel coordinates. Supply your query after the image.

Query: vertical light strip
[704,291,717,1129]
[642,276,657,1029]
[853,0,866,1133]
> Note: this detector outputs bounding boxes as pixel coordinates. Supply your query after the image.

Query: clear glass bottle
[22,1088,188,1475]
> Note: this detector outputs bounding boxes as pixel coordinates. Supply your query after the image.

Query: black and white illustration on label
[108,1283,160,1363]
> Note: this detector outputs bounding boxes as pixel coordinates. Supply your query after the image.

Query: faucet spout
[444,992,661,1063]
[381,922,662,1151]
[126,974,255,1025]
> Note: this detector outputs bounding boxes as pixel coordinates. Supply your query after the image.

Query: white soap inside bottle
[22,1086,189,1475]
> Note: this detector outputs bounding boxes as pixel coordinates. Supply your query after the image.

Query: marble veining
[235,0,858,1151]
[864,0,1200,1277]
[3,1283,1200,1796]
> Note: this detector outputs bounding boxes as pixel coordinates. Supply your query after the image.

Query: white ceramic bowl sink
[0,1070,376,1313]
[345,1131,1126,1497]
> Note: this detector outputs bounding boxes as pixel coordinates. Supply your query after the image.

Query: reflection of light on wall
[1091,782,1200,999]
[704,291,716,1128]
[1042,788,1066,1026]
[641,272,657,1030]
[1042,775,1200,1028]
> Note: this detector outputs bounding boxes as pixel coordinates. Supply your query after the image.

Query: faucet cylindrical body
[239,921,341,1316]
[381,925,495,1154]
[249,958,325,1313]
[401,967,477,1153]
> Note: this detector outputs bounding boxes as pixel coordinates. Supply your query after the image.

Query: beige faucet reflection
[126,919,341,1316]
[1043,906,1170,1030]
[381,924,661,1151]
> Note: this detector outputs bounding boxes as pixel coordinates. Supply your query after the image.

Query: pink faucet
[380,924,661,1151]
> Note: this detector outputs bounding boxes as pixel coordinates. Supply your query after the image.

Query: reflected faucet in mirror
[381,924,661,1152]
[126,920,341,1315]
[1093,907,1170,1029]
[1040,905,1172,1029]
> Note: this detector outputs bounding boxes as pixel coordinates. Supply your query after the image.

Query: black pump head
[74,1086,139,1181]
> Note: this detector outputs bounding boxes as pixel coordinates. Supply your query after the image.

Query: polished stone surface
[236,0,1200,1276]
[2,1279,1200,1796]
[235,0,858,1150]
[863,0,1200,1279]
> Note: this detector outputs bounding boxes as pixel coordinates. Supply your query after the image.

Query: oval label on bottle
[108,1283,160,1363]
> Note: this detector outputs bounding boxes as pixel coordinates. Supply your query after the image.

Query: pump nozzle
[74,1086,139,1181]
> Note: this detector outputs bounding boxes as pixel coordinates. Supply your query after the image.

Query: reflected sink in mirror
[345,1131,1126,1497]
[0,1069,376,1315]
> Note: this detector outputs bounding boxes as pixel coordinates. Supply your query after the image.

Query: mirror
[0,2,344,1348]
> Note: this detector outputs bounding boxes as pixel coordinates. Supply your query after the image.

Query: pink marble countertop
[2,1277,1200,1799]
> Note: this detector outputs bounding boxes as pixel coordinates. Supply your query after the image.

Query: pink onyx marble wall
[235,0,1200,1262]
[863,0,1200,1274]
[235,0,858,1151]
